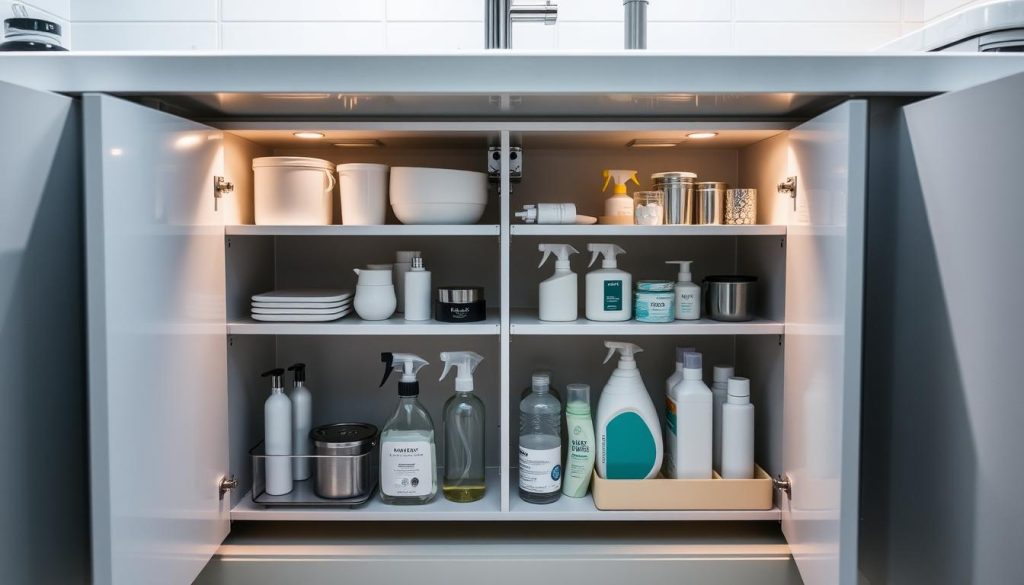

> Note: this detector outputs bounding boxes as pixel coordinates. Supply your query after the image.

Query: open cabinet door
[782,100,867,585]
[84,94,230,585]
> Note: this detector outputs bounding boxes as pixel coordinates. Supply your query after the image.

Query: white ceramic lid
[337,162,389,171]
[252,156,335,171]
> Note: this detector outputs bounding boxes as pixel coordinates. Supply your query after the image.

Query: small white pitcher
[352,268,396,321]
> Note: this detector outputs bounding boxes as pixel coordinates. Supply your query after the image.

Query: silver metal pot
[311,423,378,500]
[704,275,757,322]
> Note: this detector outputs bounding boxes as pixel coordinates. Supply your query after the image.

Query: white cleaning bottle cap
[587,243,626,269]
[714,365,735,384]
[676,346,696,363]
[538,243,580,270]
[727,376,751,404]
[603,340,644,370]
[439,351,484,392]
[666,260,694,283]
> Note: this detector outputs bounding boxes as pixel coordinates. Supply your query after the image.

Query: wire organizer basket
[250,441,378,507]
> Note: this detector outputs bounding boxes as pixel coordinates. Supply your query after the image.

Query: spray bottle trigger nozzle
[379,353,394,388]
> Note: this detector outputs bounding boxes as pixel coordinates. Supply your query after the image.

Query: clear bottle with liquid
[440,351,486,503]
[378,352,437,505]
[519,373,563,504]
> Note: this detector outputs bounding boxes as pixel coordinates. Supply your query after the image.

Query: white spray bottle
[262,368,293,496]
[538,243,580,322]
[439,351,486,502]
[666,260,701,320]
[595,341,663,479]
[602,169,640,220]
[585,244,631,322]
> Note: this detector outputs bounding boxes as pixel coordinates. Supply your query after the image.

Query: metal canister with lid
[651,171,698,225]
[310,423,378,500]
[435,285,486,322]
[696,181,728,225]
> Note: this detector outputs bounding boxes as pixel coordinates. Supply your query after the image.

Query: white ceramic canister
[253,157,336,225]
[338,163,389,225]
[352,268,397,321]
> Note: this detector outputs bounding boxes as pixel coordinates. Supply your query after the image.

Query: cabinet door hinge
[214,176,234,211]
[219,475,238,500]
[777,176,797,211]
[773,474,792,500]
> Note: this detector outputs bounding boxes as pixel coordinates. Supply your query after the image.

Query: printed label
[603,280,623,311]
[677,290,698,317]
[665,397,678,478]
[381,441,433,497]
[519,446,562,493]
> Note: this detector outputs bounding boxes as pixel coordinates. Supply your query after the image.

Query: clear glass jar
[633,190,665,225]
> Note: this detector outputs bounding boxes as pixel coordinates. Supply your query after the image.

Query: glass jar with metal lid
[651,171,697,225]
[310,423,378,500]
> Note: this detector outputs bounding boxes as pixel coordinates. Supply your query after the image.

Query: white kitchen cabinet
[1,64,1019,585]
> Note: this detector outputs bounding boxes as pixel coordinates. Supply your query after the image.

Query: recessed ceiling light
[627,139,681,148]
[293,131,326,139]
[686,132,718,140]
[333,139,383,148]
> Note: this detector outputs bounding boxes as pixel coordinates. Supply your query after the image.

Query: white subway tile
[557,21,623,50]
[648,22,733,52]
[512,21,558,50]
[222,22,386,52]
[386,22,482,51]
[901,21,925,34]
[222,0,384,22]
[71,22,217,50]
[72,0,216,22]
[649,0,732,22]
[922,0,986,21]
[734,0,901,23]
[386,0,482,22]
[733,22,903,51]
[557,0,622,22]
[902,0,925,22]
[17,0,69,20]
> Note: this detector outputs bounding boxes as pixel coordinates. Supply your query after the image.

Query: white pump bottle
[666,260,701,320]
[262,368,293,496]
[585,244,631,322]
[538,243,580,322]
[287,363,312,481]
[595,341,663,479]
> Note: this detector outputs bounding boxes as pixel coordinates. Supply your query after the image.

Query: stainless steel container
[311,423,378,500]
[651,171,697,224]
[696,181,727,225]
[704,275,757,322]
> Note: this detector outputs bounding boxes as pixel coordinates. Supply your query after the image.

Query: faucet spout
[624,0,648,50]
[486,0,558,49]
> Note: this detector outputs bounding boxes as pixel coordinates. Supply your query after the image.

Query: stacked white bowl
[389,167,488,225]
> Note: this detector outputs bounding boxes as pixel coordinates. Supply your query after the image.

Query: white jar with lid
[253,157,336,225]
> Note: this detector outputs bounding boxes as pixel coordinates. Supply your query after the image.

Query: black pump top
[261,368,284,389]
[288,362,306,383]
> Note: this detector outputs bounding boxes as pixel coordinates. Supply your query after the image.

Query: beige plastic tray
[591,464,773,511]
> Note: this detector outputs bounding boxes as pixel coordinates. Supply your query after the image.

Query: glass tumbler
[633,191,665,225]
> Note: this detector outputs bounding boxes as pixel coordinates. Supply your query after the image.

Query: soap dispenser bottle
[595,342,663,479]
[666,351,713,479]
[378,352,437,505]
[602,169,640,220]
[287,363,312,481]
[664,346,695,475]
[585,243,631,322]
[439,351,486,503]
[666,260,701,320]
[538,243,580,322]
[262,368,293,496]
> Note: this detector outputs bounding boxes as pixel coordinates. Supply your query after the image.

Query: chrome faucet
[485,0,558,49]
[624,0,648,49]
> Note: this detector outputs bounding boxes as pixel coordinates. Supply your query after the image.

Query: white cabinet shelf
[226,224,500,237]
[511,224,786,237]
[509,310,784,336]
[228,311,501,336]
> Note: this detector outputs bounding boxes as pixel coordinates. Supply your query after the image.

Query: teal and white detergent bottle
[595,341,663,479]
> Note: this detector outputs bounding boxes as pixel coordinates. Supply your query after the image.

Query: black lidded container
[435,286,486,323]
[2,17,67,51]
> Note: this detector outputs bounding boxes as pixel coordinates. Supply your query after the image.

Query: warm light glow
[627,139,681,148]
[333,139,383,148]
[687,132,719,140]
[174,134,203,150]
[110,148,123,156]
[293,131,326,139]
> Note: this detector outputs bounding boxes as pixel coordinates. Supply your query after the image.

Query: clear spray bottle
[439,351,486,503]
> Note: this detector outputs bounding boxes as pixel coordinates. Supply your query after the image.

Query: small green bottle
[562,383,596,498]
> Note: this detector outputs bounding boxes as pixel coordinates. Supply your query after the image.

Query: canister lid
[310,423,378,452]
[703,275,758,283]
[437,286,484,303]
[651,171,697,183]
[252,156,335,171]
[636,280,675,292]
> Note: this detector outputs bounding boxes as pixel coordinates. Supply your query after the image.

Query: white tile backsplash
[222,22,386,52]
[512,21,558,50]
[734,22,903,51]
[557,21,623,50]
[556,0,623,22]
[14,0,69,20]
[649,0,733,22]
[648,22,733,52]
[221,0,384,22]
[386,0,482,22]
[72,0,216,22]
[922,0,988,21]
[72,22,216,50]
[734,0,901,23]
[386,22,482,51]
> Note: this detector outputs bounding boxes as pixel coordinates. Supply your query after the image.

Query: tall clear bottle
[378,352,437,505]
[519,373,562,504]
[439,352,486,502]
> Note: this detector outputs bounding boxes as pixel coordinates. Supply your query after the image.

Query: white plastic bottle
[665,260,701,320]
[262,368,293,496]
[404,256,432,321]
[602,169,640,219]
[666,352,712,479]
[393,250,420,313]
[287,363,312,481]
[537,243,580,322]
[585,243,631,322]
[595,341,663,479]
[664,346,695,475]
[721,377,755,479]
[711,365,733,473]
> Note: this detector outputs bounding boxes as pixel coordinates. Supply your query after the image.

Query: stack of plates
[251,290,353,322]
